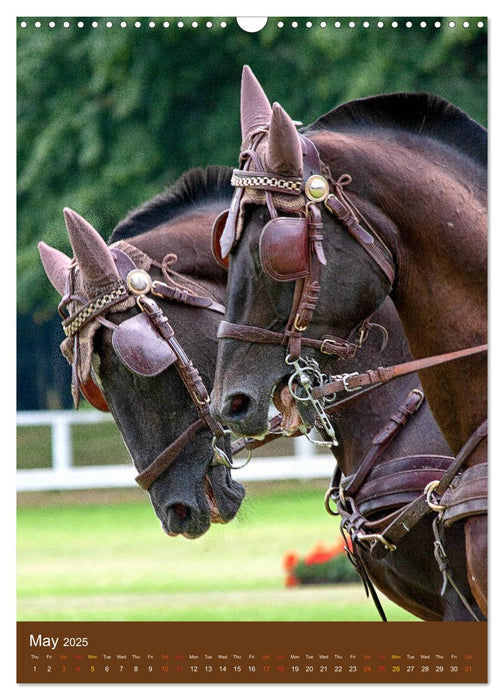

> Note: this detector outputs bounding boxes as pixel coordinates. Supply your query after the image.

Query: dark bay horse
[39,167,245,539]
[210,67,487,616]
[38,166,479,620]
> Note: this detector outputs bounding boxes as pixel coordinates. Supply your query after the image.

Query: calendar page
[16,11,488,686]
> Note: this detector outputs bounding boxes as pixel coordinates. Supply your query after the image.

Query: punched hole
[237,17,268,33]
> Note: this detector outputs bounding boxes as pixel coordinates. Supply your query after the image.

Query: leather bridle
[213,125,487,421]
[214,127,396,363]
[213,125,487,617]
[58,245,237,490]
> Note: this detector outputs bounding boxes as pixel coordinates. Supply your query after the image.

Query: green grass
[17,482,417,622]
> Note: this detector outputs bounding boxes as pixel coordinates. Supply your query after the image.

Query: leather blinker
[212,209,230,269]
[259,217,309,281]
[79,374,110,412]
[112,313,177,377]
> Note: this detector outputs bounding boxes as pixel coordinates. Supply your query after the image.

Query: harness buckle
[357,533,397,552]
[320,337,339,355]
[293,313,308,332]
[408,388,425,410]
[341,372,360,392]
[424,480,445,512]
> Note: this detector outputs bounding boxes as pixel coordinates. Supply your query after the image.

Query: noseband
[58,246,242,490]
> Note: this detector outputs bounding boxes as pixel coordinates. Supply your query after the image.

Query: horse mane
[109,165,234,243]
[303,93,487,167]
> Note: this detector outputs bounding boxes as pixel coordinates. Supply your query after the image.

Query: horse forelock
[303,93,487,169]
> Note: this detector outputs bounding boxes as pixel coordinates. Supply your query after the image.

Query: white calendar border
[5,3,501,698]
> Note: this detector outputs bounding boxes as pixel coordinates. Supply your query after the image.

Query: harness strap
[325,388,427,517]
[325,384,486,621]
[440,462,488,527]
[370,420,488,559]
[325,193,395,287]
[136,418,207,490]
[342,389,425,499]
[282,203,326,359]
[325,386,442,623]
[138,295,226,441]
[152,280,225,314]
[312,343,488,399]
[217,320,359,359]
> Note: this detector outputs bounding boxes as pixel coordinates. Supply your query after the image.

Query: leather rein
[58,246,241,490]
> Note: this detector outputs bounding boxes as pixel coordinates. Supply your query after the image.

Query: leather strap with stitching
[325,193,395,287]
[138,295,225,441]
[135,418,207,490]
[370,419,488,558]
[312,344,488,399]
[152,280,226,314]
[342,388,425,499]
[217,320,359,359]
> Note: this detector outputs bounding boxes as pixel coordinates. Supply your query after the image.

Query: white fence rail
[17,410,335,492]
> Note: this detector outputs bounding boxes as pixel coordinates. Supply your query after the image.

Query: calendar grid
[17,621,487,683]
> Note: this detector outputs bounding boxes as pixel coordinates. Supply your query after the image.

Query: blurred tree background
[17,16,487,409]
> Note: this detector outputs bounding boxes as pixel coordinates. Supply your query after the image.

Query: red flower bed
[283,537,359,586]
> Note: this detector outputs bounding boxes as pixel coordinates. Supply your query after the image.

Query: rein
[58,246,244,490]
[312,343,488,400]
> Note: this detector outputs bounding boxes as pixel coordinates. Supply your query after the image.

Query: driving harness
[58,243,238,490]
[213,124,487,371]
[212,122,487,444]
[324,386,487,620]
[213,123,488,617]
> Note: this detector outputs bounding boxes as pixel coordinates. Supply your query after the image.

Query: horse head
[211,67,393,438]
[39,189,245,539]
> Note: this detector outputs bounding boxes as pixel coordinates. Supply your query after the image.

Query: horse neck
[327,299,451,475]
[314,131,487,455]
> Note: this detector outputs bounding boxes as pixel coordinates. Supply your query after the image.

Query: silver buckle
[212,432,252,470]
[341,372,360,392]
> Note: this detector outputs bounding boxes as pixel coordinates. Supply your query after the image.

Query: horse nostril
[174,503,189,520]
[229,393,250,419]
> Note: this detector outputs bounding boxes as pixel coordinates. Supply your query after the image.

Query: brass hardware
[424,480,445,512]
[126,268,152,295]
[305,174,330,202]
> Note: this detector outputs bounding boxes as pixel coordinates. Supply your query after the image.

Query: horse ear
[266,102,303,177]
[240,65,272,140]
[38,242,72,295]
[63,208,120,288]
